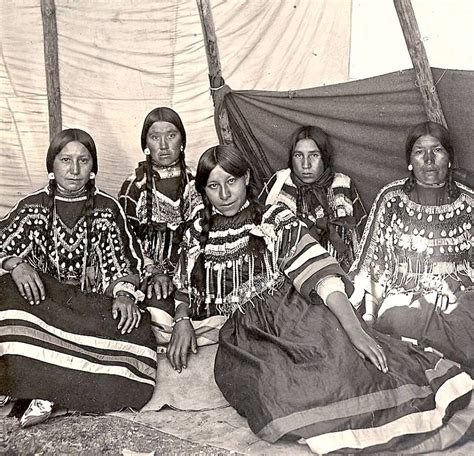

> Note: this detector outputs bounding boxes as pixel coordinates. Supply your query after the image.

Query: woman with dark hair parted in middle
[169,143,472,455]
[264,125,366,271]
[119,107,203,340]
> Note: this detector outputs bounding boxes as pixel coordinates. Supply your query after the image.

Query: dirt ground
[1,414,234,455]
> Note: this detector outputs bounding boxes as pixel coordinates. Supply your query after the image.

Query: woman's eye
[294,153,302,159]
[208,183,217,190]
[80,159,89,164]
[228,178,236,184]
[62,158,70,162]
[168,133,176,138]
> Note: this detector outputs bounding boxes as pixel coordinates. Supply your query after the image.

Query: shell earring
[448,161,451,168]
[180,145,184,152]
[48,172,55,180]
[89,172,96,180]
[408,164,413,171]
[144,148,151,155]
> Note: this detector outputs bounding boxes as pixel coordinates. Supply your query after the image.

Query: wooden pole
[393,0,447,127]
[41,0,62,140]
[196,0,233,144]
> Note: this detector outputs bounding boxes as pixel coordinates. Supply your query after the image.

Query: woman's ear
[245,169,250,186]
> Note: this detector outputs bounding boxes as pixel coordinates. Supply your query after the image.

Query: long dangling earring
[408,164,413,171]
[144,147,151,155]
[89,172,96,180]
[48,172,55,180]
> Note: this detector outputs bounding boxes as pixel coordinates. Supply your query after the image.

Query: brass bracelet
[115,290,137,303]
[9,259,26,273]
[171,316,192,328]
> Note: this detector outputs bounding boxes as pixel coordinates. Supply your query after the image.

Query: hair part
[288,125,333,170]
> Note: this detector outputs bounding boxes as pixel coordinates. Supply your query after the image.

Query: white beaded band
[112,281,145,303]
[171,316,192,328]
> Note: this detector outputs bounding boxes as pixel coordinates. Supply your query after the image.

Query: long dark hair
[195,144,262,249]
[46,128,98,235]
[287,125,333,170]
[403,121,459,198]
[140,107,188,222]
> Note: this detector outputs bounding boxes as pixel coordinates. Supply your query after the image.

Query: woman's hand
[167,319,197,373]
[9,259,45,305]
[345,325,388,373]
[147,273,174,300]
[112,294,142,334]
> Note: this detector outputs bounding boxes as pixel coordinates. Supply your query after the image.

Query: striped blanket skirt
[0,273,157,412]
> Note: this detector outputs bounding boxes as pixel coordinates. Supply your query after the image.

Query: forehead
[57,141,91,157]
[412,134,443,148]
[207,165,237,182]
[148,121,180,134]
[294,138,320,153]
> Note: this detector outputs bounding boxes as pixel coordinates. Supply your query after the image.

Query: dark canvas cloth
[217,68,474,208]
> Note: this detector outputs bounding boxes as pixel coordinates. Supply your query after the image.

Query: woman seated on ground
[264,125,366,271]
[119,107,202,333]
[351,121,473,371]
[0,129,157,427]
[170,144,472,454]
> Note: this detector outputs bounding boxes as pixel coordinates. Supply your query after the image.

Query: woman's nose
[219,185,230,200]
[302,157,310,168]
[424,150,435,163]
[159,137,168,149]
[70,161,80,174]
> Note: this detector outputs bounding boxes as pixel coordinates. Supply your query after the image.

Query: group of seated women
[0,107,472,454]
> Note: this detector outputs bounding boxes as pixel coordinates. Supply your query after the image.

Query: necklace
[153,162,181,179]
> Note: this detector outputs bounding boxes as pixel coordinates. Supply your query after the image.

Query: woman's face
[291,139,325,184]
[53,141,93,192]
[146,121,182,167]
[205,165,249,216]
[410,134,449,186]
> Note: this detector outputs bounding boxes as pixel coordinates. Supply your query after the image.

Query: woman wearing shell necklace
[0,129,156,427]
[119,107,203,331]
[351,121,473,370]
[167,144,472,454]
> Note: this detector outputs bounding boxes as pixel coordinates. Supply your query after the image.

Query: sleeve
[118,175,141,236]
[349,180,367,238]
[97,195,146,296]
[272,205,353,302]
[349,190,395,304]
[0,196,38,273]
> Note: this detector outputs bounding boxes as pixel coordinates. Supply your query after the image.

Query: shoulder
[371,179,407,206]
[0,187,50,221]
[94,188,128,217]
[119,164,147,195]
[455,181,474,200]
[263,202,299,227]
[332,172,352,189]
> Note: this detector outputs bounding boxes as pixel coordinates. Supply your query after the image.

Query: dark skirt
[374,290,474,371]
[215,285,473,454]
[0,273,157,413]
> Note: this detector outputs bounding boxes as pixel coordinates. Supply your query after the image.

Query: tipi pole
[196,0,233,144]
[41,0,62,139]
[393,0,447,127]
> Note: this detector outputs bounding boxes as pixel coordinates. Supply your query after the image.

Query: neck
[56,183,88,197]
[411,181,449,206]
[415,179,446,189]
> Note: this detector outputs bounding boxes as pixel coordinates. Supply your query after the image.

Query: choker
[153,164,181,179]
[415,179,446,189]
[55,184,88,198]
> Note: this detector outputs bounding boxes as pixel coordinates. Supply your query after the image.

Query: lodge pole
[196,0,233,144]
[41,0,62,139]
[393,0,447,127]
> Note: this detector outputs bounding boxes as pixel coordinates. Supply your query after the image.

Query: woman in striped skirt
[0,129,157,427]
[168,144,472,454]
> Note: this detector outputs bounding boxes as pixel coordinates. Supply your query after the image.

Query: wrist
[7,258,26,273]
[115,290,137,303]
[172,316,193,328]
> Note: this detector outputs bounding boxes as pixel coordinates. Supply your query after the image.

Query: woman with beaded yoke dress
[0,129,157,427]
[264,125,367,271]
[168,144,472,454]
[351,121,474,371]
[119,107,203,344]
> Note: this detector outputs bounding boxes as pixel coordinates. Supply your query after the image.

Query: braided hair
[46,128,98,233]
[195,144,263,250]
[403,121,459,199]
[140,107,188,226]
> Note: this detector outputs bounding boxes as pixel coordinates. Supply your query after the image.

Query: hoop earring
[48,172,55,180]
[89,172,96,180]
[408,164,413,171]
[144,148,151,155]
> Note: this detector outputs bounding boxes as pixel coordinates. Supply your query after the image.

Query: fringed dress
[176,202,472,454]
[119,162,203,321]
[265,169,366,271]
[0,187,157,413]
[351,179,474,370]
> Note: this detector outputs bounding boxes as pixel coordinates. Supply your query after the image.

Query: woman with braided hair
[351,121,474,370]
[170,144,472,454]
[119,107,202,337]
[264,125,366,271]
[0,129,157,427]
